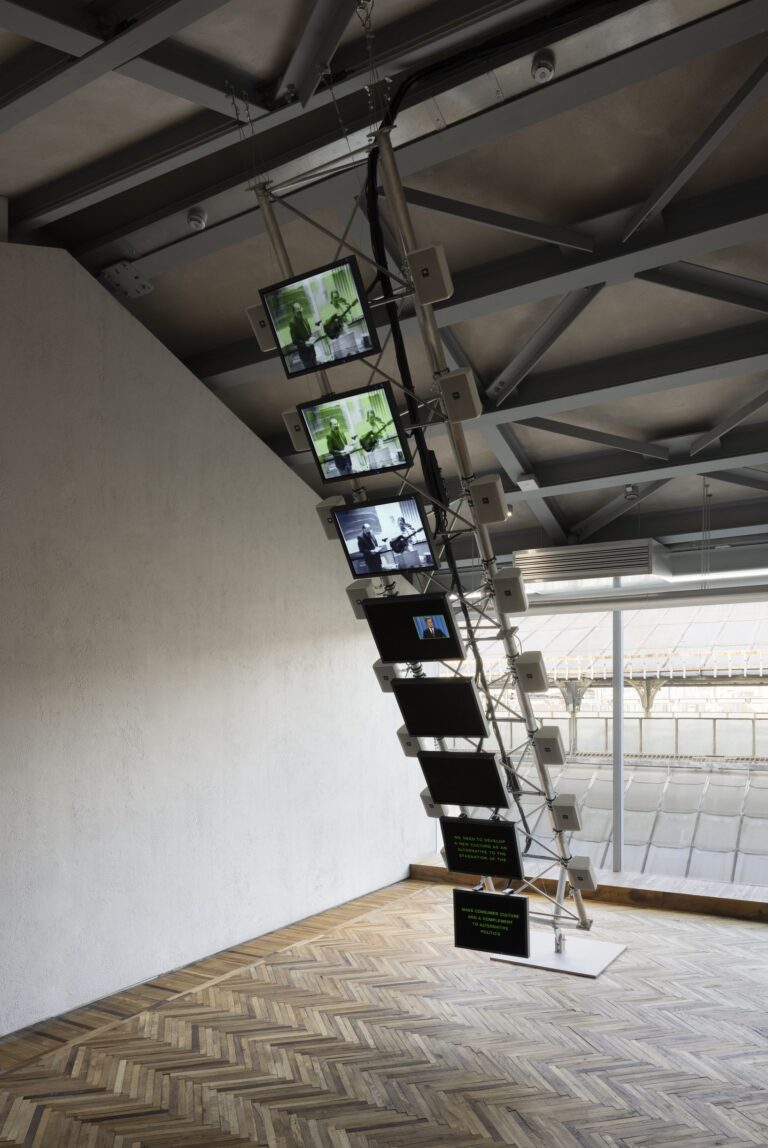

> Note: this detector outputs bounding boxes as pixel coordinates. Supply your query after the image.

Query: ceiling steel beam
[500,421,768,504]
[275,0,359,106]
[485,285,603,404]
[10,0,634,236]
[569,480,671,542]
[520,417,670,460]
[120,43,266,118]
[491,318,768,425]
[637,262,768,314]
[587,495,768,546]
[23,0,763,254]
[191,309,768,428]
[435,176,768,328]
[0,3,266,119]
[622,53,768,242]
[0,0,99,53]
[481,424,567,544]
[0,0,235,135]
[707,468,768,494]
[690,387,768,456]
[399,186,594,253]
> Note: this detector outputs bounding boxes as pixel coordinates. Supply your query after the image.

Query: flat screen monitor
[453,889,529,958]
[418,751,508,809]
[362,593,464,663]
[332,495,438,578]
[390,677,489,738]
[260,256,380,378]
[440,816,523,879]
[297,382,411,483]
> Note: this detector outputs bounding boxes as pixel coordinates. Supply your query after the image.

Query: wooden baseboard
[410,857,768,923]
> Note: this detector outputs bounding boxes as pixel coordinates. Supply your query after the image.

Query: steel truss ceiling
[2,0,768,560]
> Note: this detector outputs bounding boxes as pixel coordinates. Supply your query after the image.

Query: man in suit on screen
[357,522,383,573]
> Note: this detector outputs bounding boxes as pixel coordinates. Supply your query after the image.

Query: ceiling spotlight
[624,484,640,502]
[531,49,556,84]
[187,206,208,232]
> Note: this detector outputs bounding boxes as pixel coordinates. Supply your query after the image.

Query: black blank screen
[390,677,488,738]
[418,752,508,808]
[362,594,463,663]
[453,889,529,958]
[440,816,523,879]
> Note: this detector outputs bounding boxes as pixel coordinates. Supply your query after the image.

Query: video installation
[298,382,411,482]
[440,816,523,880]
[361,593,465,663]
[332,495,438,577]
[390,677,489,738]
[453,889,530,958]
[418,751,509,809]
[260,256,379,378]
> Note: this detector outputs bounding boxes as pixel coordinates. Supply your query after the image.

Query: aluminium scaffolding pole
[376,128,590,933]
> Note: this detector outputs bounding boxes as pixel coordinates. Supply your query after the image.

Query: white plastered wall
[0,244,434,1037]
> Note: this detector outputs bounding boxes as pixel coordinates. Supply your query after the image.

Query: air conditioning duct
[514,539,671,583]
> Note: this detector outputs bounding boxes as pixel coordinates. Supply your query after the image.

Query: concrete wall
[0,244,434,1037]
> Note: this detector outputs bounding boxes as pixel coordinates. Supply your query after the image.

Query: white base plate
[491,931,626,978]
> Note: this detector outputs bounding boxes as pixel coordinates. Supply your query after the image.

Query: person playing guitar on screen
[389,514,422,568]
[357,522,383,573]
[325,417,352,476]
[289,301,318,371]
[356,407,390,453]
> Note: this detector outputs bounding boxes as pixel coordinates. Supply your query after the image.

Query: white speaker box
[515,650,548,693]
[438,370,483,422]
[407,244,453,303]
[316,495,345,539]
[397,724,420,757]
[492,569,528,615]
[283,409,309,452]
[551,793,582,833]
[567,855,598,892]
[470,475,508,526]
[246,302,276,352]
[533,725,566,767]
[346,579,374,619]
[373,658,398,693]
[420,787,449,818]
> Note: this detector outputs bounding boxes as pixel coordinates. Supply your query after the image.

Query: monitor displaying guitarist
[298,382,412,483]
[260,256,380,378]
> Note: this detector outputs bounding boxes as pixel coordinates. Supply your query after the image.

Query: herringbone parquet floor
[2,881,768,1147]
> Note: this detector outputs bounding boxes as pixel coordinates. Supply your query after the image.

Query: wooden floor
[2,881,768,1147]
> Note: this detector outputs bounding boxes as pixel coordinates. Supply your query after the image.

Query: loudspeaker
[567,855,598,892]
[438,369,483,422]
[283,409,309,452]
[492,569,528,615]
[551,793,582,832]
[316,495,345,539]
[346,579,374,619]
[397,724,420,757]
[470,475,509,526]
[420,787,449,818]
[407,244,453,304]
[245,302,276,352]
[533,725,566,767]
[440,846,448,867]
[515,650,548,693]
[373,658,398,693]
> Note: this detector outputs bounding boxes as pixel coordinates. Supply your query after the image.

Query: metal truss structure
[253,121,596,950]
[3,2,767,585]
